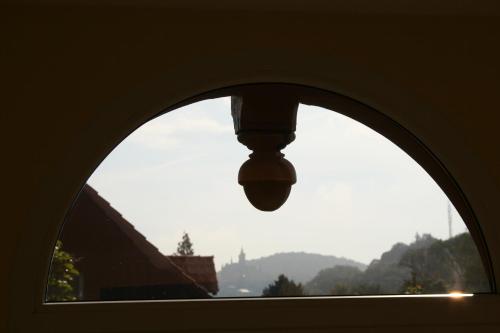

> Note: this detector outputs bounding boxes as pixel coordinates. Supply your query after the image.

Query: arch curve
[60,82,497,294]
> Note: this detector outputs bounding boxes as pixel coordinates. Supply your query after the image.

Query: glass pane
[46,98,490,302]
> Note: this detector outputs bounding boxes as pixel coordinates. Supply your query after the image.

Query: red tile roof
[169,255,218,294]
[60,184,218,300]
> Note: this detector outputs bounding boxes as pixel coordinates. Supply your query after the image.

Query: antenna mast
[448,201,453,239]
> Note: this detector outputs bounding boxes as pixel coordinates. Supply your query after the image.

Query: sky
[87,97,468,269]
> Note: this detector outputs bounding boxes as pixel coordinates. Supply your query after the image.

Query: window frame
[9,83,497,332]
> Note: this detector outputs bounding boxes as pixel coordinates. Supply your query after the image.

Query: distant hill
[216,252,365,297]
[304,232,489,296]
[356,234,437,293]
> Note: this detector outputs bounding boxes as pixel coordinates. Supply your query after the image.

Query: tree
[399,241,452,294]
[445,233,490,292]
[400,270,424,295]
[176,232,194,255]
[305,265,363,295]
[262,274,304,297]
[46,240,80,301]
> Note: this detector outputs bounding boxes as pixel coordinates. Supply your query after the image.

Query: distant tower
[238,248,246,264]
[448,201,453,239]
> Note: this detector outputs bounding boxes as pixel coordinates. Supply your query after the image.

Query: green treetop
[46,240,80,301]
[262,274,304,297]
[176,232,194,256]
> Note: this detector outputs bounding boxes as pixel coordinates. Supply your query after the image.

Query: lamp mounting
[231,86,299,211]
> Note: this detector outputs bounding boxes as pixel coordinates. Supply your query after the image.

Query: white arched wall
[2,1,500,332]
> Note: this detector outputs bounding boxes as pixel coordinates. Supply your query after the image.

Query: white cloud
[127,112,233,151]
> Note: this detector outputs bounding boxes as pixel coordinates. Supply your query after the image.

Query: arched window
[46,85,491,302]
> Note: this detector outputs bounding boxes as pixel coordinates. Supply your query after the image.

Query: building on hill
[239,248,246,265]
[57,184,218,301]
